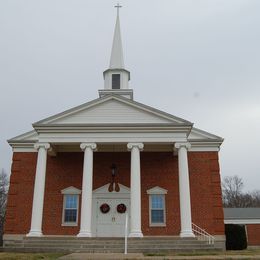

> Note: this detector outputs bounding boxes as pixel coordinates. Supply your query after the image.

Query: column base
[129,231,143,238]
[77,231,92,237]
[26,230,43,237]
[180,230,195,238]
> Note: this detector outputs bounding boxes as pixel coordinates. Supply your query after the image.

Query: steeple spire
[100,4,132,99]
[109,4,124,69]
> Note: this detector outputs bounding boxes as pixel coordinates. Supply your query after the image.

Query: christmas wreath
[117,203,127,213]
[100,203,110,214]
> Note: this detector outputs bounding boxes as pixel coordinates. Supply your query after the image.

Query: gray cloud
[0,0,259,191]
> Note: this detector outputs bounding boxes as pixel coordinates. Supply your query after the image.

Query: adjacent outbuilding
[224,208,260,247]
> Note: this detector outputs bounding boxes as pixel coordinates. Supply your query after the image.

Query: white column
[175,142,195,237]
[27,143,50,237]
[77,143,97,237]
[127,143,144,237]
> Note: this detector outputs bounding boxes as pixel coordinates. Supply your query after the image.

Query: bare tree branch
[0,168,9,246]
[222,175,260,207]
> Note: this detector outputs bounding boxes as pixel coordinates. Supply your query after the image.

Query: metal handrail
[124,212,128,254]
[192,222,215,245]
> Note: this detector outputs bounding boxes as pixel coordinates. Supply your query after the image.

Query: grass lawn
[145,248,260,257]
[0,249,260,259]
[0,252,65,260]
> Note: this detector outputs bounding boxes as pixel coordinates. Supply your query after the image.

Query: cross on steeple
[101,3,131,98]
[114,3,122,16]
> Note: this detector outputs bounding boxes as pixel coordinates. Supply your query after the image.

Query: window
[64,195,78,223]
[112,74,120,89]
[147,186,167,227]
[61,186,81,226]
[151,195,165,224]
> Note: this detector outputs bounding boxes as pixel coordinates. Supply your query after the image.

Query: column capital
[34,143,50,150]
[174,142,191,150]
[80,143,97,151]
[127,143,144,151]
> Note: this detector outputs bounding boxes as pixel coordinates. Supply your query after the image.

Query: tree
[222,175,244,207]
[222,175,260,207]
[0,169,9,246]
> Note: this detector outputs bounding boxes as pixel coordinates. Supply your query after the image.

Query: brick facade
[246,224,260,246]
[4,151,224,236]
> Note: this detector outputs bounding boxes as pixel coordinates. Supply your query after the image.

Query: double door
[95,198,130,237]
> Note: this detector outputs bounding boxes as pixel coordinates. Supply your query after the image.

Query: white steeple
[109,4,125,69]
[100,4,132,99]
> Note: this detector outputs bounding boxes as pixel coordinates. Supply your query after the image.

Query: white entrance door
[96,198,130,237]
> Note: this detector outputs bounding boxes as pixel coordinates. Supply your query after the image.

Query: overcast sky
[0,0,259,191]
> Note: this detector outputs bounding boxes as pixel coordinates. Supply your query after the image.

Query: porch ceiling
[49,143,174,153]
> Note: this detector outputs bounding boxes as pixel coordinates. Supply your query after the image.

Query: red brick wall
[141,152,180,235]
[4,151,224,236]
[189,152,225,235]
[246,224,260,246]
[4,153,37,234]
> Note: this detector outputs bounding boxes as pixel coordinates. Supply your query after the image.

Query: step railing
[192,223,215,245]
[124,212,128,254]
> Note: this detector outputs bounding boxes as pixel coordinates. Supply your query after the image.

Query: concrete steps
[3,237,222,253]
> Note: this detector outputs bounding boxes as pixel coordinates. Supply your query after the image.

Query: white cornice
[189,141,222,151]
[9,142,37,151]
[33,124,192,134]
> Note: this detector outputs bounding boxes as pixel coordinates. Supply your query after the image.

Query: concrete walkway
[59,253,260,260]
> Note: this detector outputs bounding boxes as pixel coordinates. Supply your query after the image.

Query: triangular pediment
[147,186,168,195]
[7,130,39,146]
[61,186,81,195]
[34,95,191,126]
[93,183,130,195]
[188,127,223,141]
[8,130,38,142]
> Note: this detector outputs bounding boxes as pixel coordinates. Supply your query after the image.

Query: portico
[26,139,194,238]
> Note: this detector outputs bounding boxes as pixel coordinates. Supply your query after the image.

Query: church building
[4,7,225,251]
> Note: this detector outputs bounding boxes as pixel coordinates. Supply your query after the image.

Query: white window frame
[147,186,167,227]
[61,186,81,226]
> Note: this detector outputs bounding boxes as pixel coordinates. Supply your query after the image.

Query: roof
[224,208,260,220]
[32,94,193,126]
[7,95,223,151]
